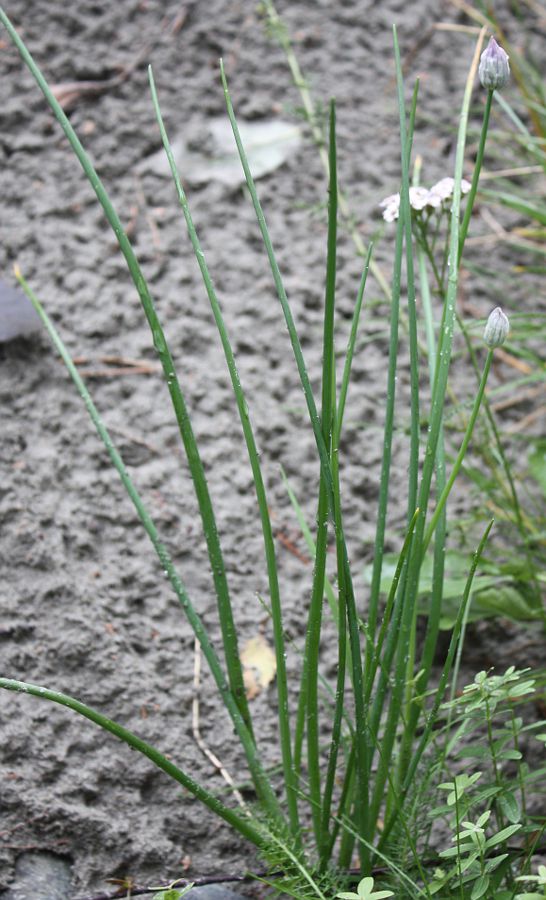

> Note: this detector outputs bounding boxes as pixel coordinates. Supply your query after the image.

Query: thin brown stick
[491,385,544,412]
[494,348,533,376]
[70,355,161,377]
[434,22,481,33]
[274,528,311,564]
[192,639,248,811]
[50,45,150,111]
[74,366,159,377]
[506,404,546,434]
[74,846,545,900]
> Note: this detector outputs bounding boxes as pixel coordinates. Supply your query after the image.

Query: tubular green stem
[407,244,447,772]
[261,0,391,302]
[219,60,336,524]
[365,78,419,657]
[0,678,266,847]
[303,476,330,844]
[363,508,420,709]
[358,513,421,830]
[422,78,542,622]
[459,89,494,260]
[219,62,369,848]
[319,410,349,869]
[454,782,465,900]
[365,36,422,844]
[332,744,356,868]
[335,245,373,446]
[365,524,414,800]
[377,519,494,854]
[377,27,485,817]
[308,100,341,855]
[365,171,404,646]
[416,243,447,696]
[423,350,493,555]
[421,95,534,615]
[14,272,283,823]
[147,68,299,838]
[0,8,253,744]
[456,313,543,611]
[419,29,486,509]
[281,469,355,695]
[393,29,420,525]
[393,28,422,799]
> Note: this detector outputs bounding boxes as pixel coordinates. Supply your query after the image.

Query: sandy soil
[0,0,544,895]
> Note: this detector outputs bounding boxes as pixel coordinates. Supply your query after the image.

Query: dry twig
[192,639,248,811]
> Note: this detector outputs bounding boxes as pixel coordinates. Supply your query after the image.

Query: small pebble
[186,888,247,900]
[0,278,41,343]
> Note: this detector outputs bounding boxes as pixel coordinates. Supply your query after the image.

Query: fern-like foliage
[255,817,340,900]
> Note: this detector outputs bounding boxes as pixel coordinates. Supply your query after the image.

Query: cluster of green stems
[0,7,512,892]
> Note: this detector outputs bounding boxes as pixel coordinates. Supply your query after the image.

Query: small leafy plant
[516,864,546,899]
[419,666,546,898]
[151,885,194,900]
[0,5,543,899]
[336,876,394,900]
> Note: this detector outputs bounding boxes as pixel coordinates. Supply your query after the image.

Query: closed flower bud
[479,37,510,91]
[484,307,509,348]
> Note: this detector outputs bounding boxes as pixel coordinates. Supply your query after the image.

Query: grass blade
[13,269,283,822]
[369,25,486,838]
[423,352,494,554]
[458,89,494,255]
[0,678,265,847]
[335,244,373,445]
[261,0,391,301]
[365,77,419,653]
[399,23,486,732]
[147,66,299,838]
[415,244,447,741]
[392,28,421,789]
[0,7,255,743]
[304,100,338,847]
[219,61,369,865]
[378,519,495,852]
[316,102,348,865]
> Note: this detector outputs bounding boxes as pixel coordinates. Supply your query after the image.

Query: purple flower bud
[484,307,509,348]
[479,37,510,91]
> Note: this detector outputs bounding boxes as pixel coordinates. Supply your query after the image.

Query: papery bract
[479,37,510,91]
[484,307,510,348]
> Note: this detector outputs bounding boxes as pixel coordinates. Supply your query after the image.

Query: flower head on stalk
[483,307,509,348]
[478,37,510,91]
[379,177,471,222]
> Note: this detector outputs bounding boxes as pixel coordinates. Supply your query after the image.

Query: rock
[186,888,247,900]
[0,279,41,343]
[0,851,73,899]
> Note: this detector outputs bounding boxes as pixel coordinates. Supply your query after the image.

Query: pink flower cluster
[379,177,472,223]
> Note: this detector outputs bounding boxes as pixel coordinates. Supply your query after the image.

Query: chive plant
[0,7,525,896]
[265,0,545,625]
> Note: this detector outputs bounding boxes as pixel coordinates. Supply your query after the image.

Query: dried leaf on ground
[241,635,276,699]
[141,116,302,185]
